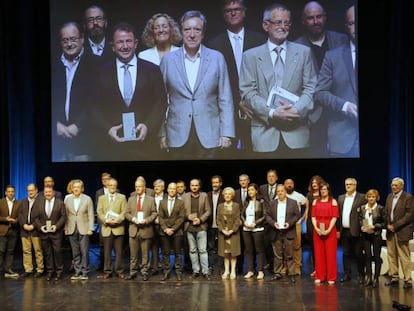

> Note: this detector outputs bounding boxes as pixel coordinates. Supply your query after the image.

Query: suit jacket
[125,194,157,239]
[384,191,414,242]
[240,42,317,152]
[83,37,113,63]
[159,45,235,148]
[314,43,359,155]
[182,192,211,232]
[359,203,385,236]
[234,188,247,213]
[207,190,225,228]
[64,193,94,235]
[32,197,66,236]
[18,196,40,237]
[337,192,367,236]
[158,197,185,236]
[93,56,167,160]
[207,30,266,111]
[265,197,300,240]
[0,198,20,235]
[97,193,126,237]
[259,184,277,202]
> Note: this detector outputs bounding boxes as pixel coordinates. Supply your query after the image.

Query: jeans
[187,231,208,275]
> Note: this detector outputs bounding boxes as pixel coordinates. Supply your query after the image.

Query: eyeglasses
[224,7,244,15]
[266,19,292,28]
[86,16,105,24]
[61,36,80,44]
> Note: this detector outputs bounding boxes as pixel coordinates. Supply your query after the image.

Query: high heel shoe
[221,272,229,279]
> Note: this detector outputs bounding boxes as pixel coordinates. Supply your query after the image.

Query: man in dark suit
[384,177,414,289]
[337,177,366,283]
[51,21,96,161]
[159,10,234,160]
[83,5,112,61]
[207,175,225,274]
[295,1,348,156]
[207,0,266,156]
[314,4,359,157]
[266,184,300,283]
[240,3,317,158]
[39,176,63,201]
[158,182,185,281]
[32,186,66,281]
[18,183,44,278]
[93,22,167,161]
[0,185,20,278]
[124,178,157,281]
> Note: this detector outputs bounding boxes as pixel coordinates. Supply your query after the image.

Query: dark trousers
[272,234,295,275]
[362,233,382,278]
[0,229,18,273]
[68,227,90,275]
[207,227,223,270]
[103,233,124,274]
[161,234,183,274]
[243,230,265,272]
[41,232,63,275]
[129,234,151,276]
[341,228,364,277]
[150,225,161,271]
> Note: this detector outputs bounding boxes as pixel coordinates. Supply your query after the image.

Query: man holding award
[265,184,300,283]
[239,3,317,157]
[33,186,66,281]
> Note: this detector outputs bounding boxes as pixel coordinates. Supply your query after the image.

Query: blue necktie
[233,35,242,75]
[123,64,133,106]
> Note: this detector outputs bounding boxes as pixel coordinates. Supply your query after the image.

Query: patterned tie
[123,64,133,106]
[136,196,142,212]
[274,46,284,87]
[233,35,242,75]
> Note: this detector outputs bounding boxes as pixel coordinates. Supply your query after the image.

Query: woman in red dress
[312,182,339,285]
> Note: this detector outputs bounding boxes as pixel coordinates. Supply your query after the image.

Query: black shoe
[142,274,149,281]
[392,300,411,310]
[162,272,169,281]
[271,273,282,281]
[34,272,44,278]
[203,274,210,280]
[372,278,378,288]
[340,274,351,282]
[46,273,53,281]
[192,272,200,278]
[385,279,399,286]
[359,275,365,285]
[23,272,33,277]
[403,282,413,289]
[124,274,136,280]
[364,279,373,287]
[54,274,62,281]
[176,273,183,281]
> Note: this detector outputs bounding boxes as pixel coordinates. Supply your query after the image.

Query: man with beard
[83,5,112,61]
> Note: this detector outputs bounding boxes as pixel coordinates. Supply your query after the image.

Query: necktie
[233,35,242,75]
[123,64,133,106]
[136,196,142,212]
[242,190,247,203]
[274,46,284,87]
[168,199,173,216]
[28,200,33,223]
[46,200,52,218]
[270,186,275,199]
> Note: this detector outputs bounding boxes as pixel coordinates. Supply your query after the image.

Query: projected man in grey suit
[239,3,317,158]
[314,4,359,157]
[159,10,235,160]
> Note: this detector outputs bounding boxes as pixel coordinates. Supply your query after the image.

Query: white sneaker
[70,273,81,280]
[230,272,236,279]
[4,270,19,278]
[221,272,229,279]
[257,271,265,280]
[244,271,254,279]
[80,275,89,280]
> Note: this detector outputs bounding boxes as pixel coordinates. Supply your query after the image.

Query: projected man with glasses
[239,3,317,158]
[52,22,96,162]
[83,5,111,61]
[92,22,167,161]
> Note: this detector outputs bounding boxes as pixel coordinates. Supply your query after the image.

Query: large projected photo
[50,0,358,162]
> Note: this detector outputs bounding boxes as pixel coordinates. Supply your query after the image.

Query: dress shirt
[342,192,356,228]
[28,197,35,223]
[184,47,201,92]
[116,55,137,102]
[45,197,56,217]
[61,48,84,121]
[227,28,245,74]
[168,198,174,216]
[6,198,14,216]
[88,37,105,56]
[391,190,402,222]
[73,196,80,213]
[276,200,287,226]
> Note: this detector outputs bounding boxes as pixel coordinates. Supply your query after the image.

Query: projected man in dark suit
[314,4,359,157]
[208,0,266,155]
[239,3,317,158]
[52,22,95,161]
[159,10,235,160]
[94,22,167,161]
[83,5,111,61]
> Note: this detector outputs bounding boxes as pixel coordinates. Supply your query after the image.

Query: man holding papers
[239,3,317,157]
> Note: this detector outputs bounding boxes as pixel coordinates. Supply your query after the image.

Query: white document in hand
[266,86,299,108]
[122,112,136,141]
[105,210,120,220]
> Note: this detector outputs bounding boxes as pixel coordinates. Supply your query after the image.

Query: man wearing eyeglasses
[52,21,96,161]
[208,0,265,156]
[239,3,317,158]
[337,177,366,284]
[83,5,111,61]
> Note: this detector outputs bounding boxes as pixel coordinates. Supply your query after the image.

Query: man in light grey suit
[314,4,359,157]
[64,179,94,280]
[159,10,235,160]
[239,3,317,158]
[124,178,157,281]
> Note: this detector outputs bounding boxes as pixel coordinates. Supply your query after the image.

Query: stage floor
[1,244,412,310]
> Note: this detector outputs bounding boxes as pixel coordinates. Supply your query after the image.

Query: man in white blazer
[64,179,94,280]
[159,10,235,160]
[240,3,317,158]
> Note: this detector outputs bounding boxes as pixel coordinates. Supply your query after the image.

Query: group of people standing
[52,0,359,161]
